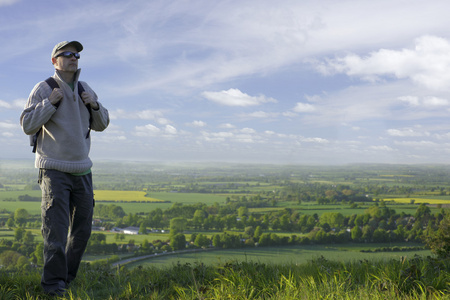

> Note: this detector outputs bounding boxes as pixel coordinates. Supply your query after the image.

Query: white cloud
[164,125,177,135]
[301,137,329,143]
[293,102,316,113]
[240,127,256,134]
[398,96,419,106]
[0,0,19,7]
[188,120,207,127]
[0,100,10,109]
[202,89,277,107]
[422,96,449,107]
[434,132,450,140]
[135,110,165,120]
[398,95,450,109]
[282,111,298,117]
[219,123,235,129]
[369,145,395,151]
[235,134,255,143]
[134,124,160,136]
[316,35,450,91]
[13,98,26,109]
[394,140,437,147]
[387,127,429,137]
[0,121,17,129]
[111,109,166,120]
[245,111,272,118]
[201,131,234,142]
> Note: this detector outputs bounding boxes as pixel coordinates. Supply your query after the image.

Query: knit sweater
[20,69,109,173]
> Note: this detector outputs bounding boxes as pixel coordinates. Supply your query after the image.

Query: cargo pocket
[39,169,54,212]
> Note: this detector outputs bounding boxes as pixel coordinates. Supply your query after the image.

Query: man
[20,41,109,295]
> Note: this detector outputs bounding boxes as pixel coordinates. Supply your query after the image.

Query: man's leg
[39,169,71,294]
[66,172,94,285]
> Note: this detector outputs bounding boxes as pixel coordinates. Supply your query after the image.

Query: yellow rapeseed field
[383,198,450,204]
[93,190,164,202]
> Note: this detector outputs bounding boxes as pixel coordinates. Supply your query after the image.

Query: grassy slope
[0,255,448,299]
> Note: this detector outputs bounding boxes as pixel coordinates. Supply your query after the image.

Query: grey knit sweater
[20,69,109,173]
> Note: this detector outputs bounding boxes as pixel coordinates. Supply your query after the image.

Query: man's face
[52,45,79,73]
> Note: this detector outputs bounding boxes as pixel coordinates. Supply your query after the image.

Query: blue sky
[2,0,450,165]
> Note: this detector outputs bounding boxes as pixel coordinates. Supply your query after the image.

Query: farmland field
[94,190,162,202]
[1,191,446,217]
[382,197,450,204]
[124,244,432,269]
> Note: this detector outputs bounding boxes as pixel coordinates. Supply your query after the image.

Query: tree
[423,212,450,259]
[279,215,292,231]
[361,225,373,242]
[32,243,44,265]
[193,209,207,229]
[372,228,388,243]
[139,223,147,234]
[6,218,14,229]
[0,250,24,270]
[170,233,186,251]
[415,203,431,225]
[17,256,30,270]
[14,227,26,242]
[170,217,187,235]
[354,215,364,227]
[321,222,331,233]
[141,239,151,251]
[244,226,255,238]
[237,206,249,217]
[254,226,263,240]
[90,233,106,245]
[14,208,29,227]
[212,234,222,248]
[23,231,34,244]
[351,226,362,241]
[194,234,210,248]
[320,212,345,229]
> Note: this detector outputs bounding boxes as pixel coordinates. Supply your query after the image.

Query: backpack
[31,77,92,153]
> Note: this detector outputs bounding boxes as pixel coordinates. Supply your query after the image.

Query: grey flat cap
[51,41,83,58]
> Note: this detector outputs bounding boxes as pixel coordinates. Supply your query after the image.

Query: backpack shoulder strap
[45,77,59,90]
[77,81,85,96]
[32,78,60,153]
[77,81,93,138]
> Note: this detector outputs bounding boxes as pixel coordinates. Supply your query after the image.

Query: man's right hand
[49,88,63,105]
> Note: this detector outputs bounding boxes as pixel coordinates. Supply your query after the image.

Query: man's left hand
[81,91,99,110]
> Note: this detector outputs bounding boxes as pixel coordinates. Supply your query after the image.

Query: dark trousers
[38,169,94,293]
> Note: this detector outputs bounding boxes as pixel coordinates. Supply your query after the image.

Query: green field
[1,189,446,217]
[124,244,431,269]
[0,190,230,215]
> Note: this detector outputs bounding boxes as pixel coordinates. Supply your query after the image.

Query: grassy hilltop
[0,255,449,299]
[0,161,449,299]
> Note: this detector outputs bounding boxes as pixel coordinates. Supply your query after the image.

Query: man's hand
[49,88,63,105]
[81,91,99,110]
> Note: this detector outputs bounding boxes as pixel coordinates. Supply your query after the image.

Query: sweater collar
[54,68,82,85]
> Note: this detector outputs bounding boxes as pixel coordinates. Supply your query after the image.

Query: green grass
[0,255,447,299]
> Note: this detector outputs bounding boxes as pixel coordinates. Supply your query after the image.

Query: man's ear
[51,57,57,65]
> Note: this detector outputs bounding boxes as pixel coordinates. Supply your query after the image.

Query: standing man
[20,41,109,296]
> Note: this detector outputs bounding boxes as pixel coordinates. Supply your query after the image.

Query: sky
[2,0,450,165]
